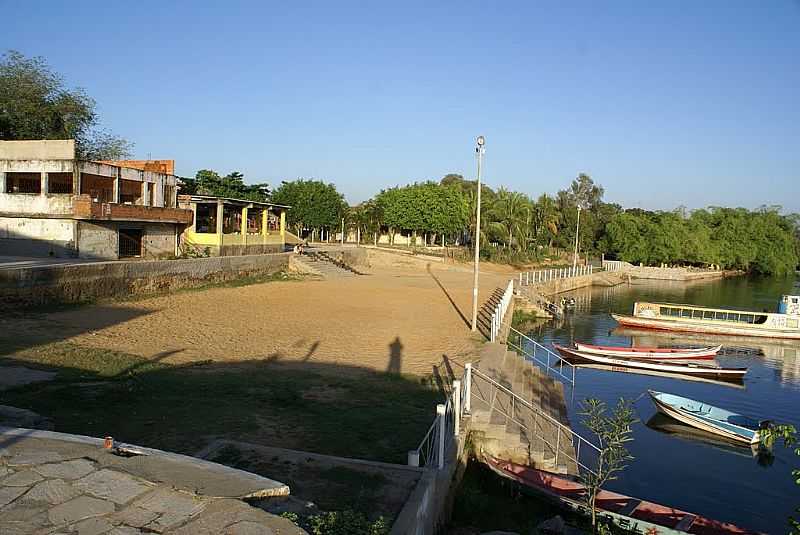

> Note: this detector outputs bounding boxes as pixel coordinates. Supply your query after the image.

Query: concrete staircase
[469,343,578,475]
[298,252,359,278]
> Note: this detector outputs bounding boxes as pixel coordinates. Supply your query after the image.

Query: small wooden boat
[553,344,747,381]
[648,391,765,445]
[574,342,720,360]
[483,454,761,534]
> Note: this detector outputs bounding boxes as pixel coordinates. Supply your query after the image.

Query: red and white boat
[484,455,762,534]
[553,344,747,382]
[574,342,720,360]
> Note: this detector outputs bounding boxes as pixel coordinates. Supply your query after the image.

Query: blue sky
[3,1,799,210]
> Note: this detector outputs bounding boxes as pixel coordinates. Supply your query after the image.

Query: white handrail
[490,280,515,342]
[517,264,594,286]
[507,326,577,386]
[470,366,600,476]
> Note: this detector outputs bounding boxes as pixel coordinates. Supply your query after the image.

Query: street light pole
[573,205,581,270]
[471,135,486,332]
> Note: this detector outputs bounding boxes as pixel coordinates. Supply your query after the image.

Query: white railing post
[453,380,461,437]
[436,404,446,469]
[407,450,420,467]
[519,272,522,285]
[464,363,472,413]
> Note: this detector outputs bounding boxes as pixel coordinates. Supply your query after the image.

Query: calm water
[524,275,800,534]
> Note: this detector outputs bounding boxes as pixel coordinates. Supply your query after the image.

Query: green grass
[0,344,443,463]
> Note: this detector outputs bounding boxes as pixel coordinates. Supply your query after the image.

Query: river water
[522,275,800,534]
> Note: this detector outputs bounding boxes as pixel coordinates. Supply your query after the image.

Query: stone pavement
[0,427,306,535]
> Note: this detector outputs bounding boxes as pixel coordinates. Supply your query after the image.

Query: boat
[483,454,761,534]
[648,391,766,446]
[574,342,720,360]
[611,295,800,340]
[553,344,748,381]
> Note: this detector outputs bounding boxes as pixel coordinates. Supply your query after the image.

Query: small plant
[307,511,389,535]
[761,424,800,533]
[579,398,637,531]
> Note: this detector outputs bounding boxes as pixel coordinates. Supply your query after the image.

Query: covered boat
[553,344,747,381]
[612,295,800,340]
[483,455,761,534]
[648,390,765,445]
[574,342,720,360]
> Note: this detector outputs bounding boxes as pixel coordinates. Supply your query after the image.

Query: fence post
[519,272,522,285]
[453,380,461,437]
[436,404,446,469]
[464,363,472,413]
[407,450,420,467]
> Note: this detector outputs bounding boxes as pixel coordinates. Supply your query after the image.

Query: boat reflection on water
[645,413,776,467]
[612,326,800,387]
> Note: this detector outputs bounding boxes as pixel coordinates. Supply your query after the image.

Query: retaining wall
[0,252,291,306]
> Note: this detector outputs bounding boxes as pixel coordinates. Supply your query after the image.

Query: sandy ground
[15,262,511,376]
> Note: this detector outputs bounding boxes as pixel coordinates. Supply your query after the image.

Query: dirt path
[13,263,510,376]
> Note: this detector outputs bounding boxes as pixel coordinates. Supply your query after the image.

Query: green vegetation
[0,50,132,159]
[761,424,800,534]
[580,398,637,531]
[271,179,348,239]
[178,169,270,202]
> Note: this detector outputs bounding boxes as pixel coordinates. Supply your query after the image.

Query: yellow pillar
[262,209,268,238]
[215,200,224,248]
[280,211,286,241]
[241,207,248,235]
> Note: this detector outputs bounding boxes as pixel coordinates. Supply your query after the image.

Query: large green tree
[179,170,270,202]
[0,50,132,159]
[271,179,347,238]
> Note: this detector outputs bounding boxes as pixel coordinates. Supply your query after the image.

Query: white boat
[553,344,748,381]
[648,391,765,445]
[612,295,800,340]
[574,342,720,360]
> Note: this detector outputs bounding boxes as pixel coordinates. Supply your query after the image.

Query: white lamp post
[471,135,486,332]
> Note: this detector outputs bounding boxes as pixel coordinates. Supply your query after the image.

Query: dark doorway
[119,228,143,258]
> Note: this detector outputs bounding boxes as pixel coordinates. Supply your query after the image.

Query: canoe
[574,342,720,360]
[483,454,761,534]
[648,390,765,445]
[553,344,748,381]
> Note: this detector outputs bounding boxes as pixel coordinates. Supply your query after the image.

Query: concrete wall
[0,140,75,160]
[0,252,292,306]
[0,193,75,217]
[77,221,118,259]
[142,223,177,259]
[0,217,77,257]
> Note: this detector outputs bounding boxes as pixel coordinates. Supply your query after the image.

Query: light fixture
[476,135,485,147]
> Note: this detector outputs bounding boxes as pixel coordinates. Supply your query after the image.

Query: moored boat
[612,295,800,340]
[553,344,747,381]
[483,454,761,534]
[574,342,720,360]
[648,390,765,446]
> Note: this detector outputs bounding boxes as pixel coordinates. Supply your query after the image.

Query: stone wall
[0,252,291,306]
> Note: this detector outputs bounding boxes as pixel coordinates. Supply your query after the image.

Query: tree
[179,170,270,202]
[580,398,637,531]
[761,424,800,533]
[271,179,347,238]
[0,50,132,159]
[487,188,531,250]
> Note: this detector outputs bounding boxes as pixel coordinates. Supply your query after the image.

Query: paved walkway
[0,428,305,535]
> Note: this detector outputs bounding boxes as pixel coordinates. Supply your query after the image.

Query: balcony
[73,195,193,224]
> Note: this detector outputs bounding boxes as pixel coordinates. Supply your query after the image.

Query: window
[789,319,799,329]
[195,203,217,233]
[703,310,714,320]
[81,174,114,203]
[247,209,263,234]
[715,311,726,321]
[120,180,142,204]
[119,228,143,258]
[6,172,41,194]
[223,205,242,234]
[681,309,692,318]
[146,184,154,206]
[48,173,73,194]
[267,211,280,231]
[163,185,176,208]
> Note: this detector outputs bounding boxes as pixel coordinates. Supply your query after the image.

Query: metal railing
[518,264,594,286]
[411,377,463,469]
[601,260,632,272]
[490,280,515,342]
[468,365,600,476]
[507,326,578,386]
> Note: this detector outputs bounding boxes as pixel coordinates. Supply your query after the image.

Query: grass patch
[0,345,443,464]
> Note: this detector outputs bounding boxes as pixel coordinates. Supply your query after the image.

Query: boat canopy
[779,295,800,315]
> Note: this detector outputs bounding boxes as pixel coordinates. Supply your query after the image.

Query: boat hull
[612,313,800,340]
[574,342,719,360]
[554,345,747,381]
[648,391,760,445]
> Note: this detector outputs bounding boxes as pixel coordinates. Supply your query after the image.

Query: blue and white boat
[648,390,765,445]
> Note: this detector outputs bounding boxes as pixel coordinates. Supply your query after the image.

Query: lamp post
[573,205,582,270]
[471,135,486,332]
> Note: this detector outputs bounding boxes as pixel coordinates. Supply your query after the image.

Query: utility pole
[471,136,486,332]
[573,205,582,270]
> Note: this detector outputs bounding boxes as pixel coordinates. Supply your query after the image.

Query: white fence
[601,260,632,272]
[490,280,515,342]
[517,265,593,286]
[411,373,467,469]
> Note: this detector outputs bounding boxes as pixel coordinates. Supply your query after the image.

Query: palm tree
[533,194,561,249]
[487,188,531,251]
